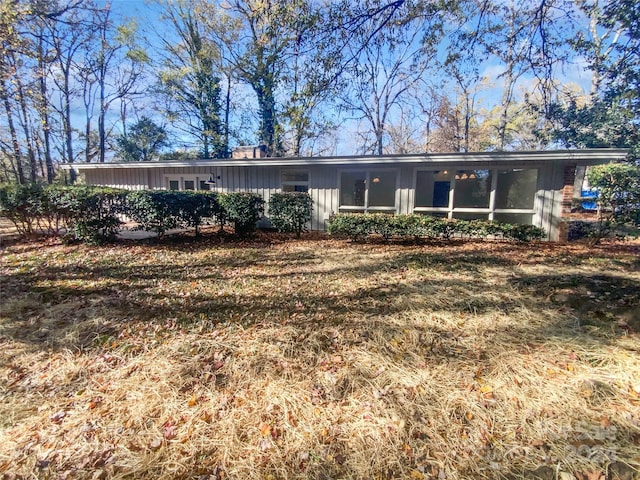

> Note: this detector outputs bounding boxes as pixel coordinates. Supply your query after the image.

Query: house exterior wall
[77,150,626,241]
[84,162,559,240]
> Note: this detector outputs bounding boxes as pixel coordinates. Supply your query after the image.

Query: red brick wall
[561,165,576,214]
[557,164,577,242]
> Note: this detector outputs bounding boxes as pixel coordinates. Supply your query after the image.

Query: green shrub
[368,213,397,241]
[587,163,640,243]
[0,183,44,236]
[39,185,77,235]
[0,184,126,243]
[429,217,457,240]
[392,214,421,239]
[327,213,371,241]
[502,223,546,242]
[178,191,220,236]
[268,192,313,238]
[63,186,126,244]
[125,190,183,238]
[219,192,265,236]
[327,213,546,243]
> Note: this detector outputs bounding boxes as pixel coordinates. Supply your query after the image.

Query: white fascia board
[59,149,628,170]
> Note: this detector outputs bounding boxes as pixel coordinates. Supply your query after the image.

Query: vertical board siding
[398,166,413,215]
[81,159,570,235]
[310,165,338,231]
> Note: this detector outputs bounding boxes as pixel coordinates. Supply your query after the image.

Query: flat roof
[60,149,628,170]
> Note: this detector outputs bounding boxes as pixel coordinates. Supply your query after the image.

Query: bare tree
[341,2,441,155]
[81,4,148,163]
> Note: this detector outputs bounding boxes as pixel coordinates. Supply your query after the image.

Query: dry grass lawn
[1,233,639,479]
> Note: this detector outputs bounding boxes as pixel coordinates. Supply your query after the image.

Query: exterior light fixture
[205,174,221,185]
[372,177,381,183]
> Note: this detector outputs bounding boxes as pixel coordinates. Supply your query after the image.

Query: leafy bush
[587,163,640,242]
[0,184,125,243]
[568,220,597,241]
[327,213,546,243]
[502,223,546,242]
[219,192,265,236]
[178,191,220,235]
[39,185,78,235]
[268,192,313,238]
[326,212,372,241]
[62,186,127,244]
[125,190,183,238]
[0,183,44,236]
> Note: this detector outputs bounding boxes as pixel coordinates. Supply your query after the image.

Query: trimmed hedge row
[126,190,222,238]
[0,184,314,243]
[0,184,126,244]
[327,213,546,242]
[268,192,314,238]
[2,185,544,244]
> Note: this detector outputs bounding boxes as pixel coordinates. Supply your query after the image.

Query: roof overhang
[59,149,629,170]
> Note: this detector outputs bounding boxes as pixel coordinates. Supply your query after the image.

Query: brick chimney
[231,145,267,159]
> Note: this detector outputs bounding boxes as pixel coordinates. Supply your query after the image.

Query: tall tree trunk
[37,40,55,183]
[99,73,106,163]
[85,111,92,163]
[62,69,77,181]
[224,73,231,157]
[256,81,281,157]
[498,55,515,151]
[11,56,38,182]
[0,77,26,184]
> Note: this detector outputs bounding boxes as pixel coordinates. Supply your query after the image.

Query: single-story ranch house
[62,148,627,241]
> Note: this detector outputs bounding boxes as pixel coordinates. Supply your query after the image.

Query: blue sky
[95,0,596,156]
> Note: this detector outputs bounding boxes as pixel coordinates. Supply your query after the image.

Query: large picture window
[453,169,492,208]
[414,167,539,225]
[368,172,396,207]
[495,169,537,209]
[415,170,451,208]
[340,170,396,211]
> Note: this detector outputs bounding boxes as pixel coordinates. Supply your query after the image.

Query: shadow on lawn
[511,272,640,334]
[3,243,639,480]
[2,245,637,353]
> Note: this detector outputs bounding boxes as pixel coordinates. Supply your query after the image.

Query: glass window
[282,171,309,193]
[495,169,538,209]
[493,213,534,224]
[453,170,492,208]
[340,172,366,207]
[199,180,211,190]
[282,172,308,182]
[417,211,448,218]
[453,212,488,221]
[415,170,451,208]
[169,180,179,191]
[283,184,309,193]
[184,180,195,190]
[368,171,396,207]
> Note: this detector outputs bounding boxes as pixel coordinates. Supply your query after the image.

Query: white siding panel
[398,166,413,214]
[309,165,338,231]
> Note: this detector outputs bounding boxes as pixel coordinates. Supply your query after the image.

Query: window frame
[165,175,212,191]
[280,169,310,193]
[413,167,541,223]
[338,169,398,213]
